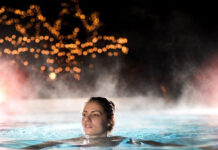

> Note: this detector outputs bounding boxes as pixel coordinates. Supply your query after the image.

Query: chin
[84,129,94,135]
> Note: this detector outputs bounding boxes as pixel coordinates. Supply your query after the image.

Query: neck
[87,133,107,139]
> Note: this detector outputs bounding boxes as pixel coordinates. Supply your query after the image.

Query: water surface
[0,99,218,149]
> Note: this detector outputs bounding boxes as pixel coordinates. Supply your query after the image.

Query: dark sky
[78,1,218,99]
[1,0,218,99]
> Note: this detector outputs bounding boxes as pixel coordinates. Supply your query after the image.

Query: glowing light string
[0,0,128,80]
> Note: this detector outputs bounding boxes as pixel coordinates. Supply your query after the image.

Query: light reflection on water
[0,99,218,149]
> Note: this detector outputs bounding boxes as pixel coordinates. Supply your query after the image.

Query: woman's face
[82,101,108,138]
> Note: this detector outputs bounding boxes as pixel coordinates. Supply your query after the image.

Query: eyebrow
[82,110,103,114]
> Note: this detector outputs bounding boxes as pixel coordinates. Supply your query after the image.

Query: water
[0,99,218,149]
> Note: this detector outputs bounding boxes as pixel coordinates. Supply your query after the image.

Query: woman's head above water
[82,97,115,138]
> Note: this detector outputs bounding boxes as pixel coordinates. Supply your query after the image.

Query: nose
[83,115,91,122]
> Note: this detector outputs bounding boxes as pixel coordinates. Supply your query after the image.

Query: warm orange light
[121,46,129,54]
[108,52,113,56]
[83,51,88,56]
[30,48,35,53]
[0,39,4,43]
[91,53,96,58]
[0,1,128,81]
[65,66,70,71]
[114,52,118,56]
[41,66,46,71]
[73,67,81,73]
[97,49,102,53]
[34,54,39,58]
[49,67,54,71]
[74,73,80,80]
[23,61,28,66]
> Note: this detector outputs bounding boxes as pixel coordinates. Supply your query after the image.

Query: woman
[81,96,115,138]
[24,97,181,149]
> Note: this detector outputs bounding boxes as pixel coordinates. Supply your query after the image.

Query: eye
[82,113,87,117]
[92,113,100,117]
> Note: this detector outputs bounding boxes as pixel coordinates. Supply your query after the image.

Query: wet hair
[87,97,115,132]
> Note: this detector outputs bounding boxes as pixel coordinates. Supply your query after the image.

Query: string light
[49,72,56,80]
[0,0,128,80]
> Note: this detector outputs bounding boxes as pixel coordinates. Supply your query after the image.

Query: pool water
[0,99,218,149]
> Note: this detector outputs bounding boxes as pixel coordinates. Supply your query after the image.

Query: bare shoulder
[108,136,126,141]
[23,141,62,149]
[62,136,85,142]
[132,139,183,147]
[23,137,85,149]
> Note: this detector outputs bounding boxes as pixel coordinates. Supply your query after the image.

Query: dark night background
[1,0,218,100]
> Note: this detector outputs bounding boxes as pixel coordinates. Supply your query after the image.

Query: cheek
[94,118,107,128]
[81,118,85,126]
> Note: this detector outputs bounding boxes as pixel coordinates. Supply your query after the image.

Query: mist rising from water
[1,9,218,116]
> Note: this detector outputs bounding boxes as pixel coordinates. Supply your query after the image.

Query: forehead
[83,101,104,112]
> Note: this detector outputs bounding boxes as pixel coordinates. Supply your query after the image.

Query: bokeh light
[0,0,128,80]
[49,72,57,80]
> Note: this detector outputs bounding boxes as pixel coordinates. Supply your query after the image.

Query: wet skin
[81,101,111,138]
[23,136,184,149]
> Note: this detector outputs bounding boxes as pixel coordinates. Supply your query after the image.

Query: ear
[107,119,113,127]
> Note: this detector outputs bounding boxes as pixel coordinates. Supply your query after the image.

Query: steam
[1,9,218,120]
[1,48,218,119]
[0,58,35,117]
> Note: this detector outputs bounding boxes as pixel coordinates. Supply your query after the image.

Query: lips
[85,124,92,128]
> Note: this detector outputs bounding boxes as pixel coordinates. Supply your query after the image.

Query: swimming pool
[0,98,218,149]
